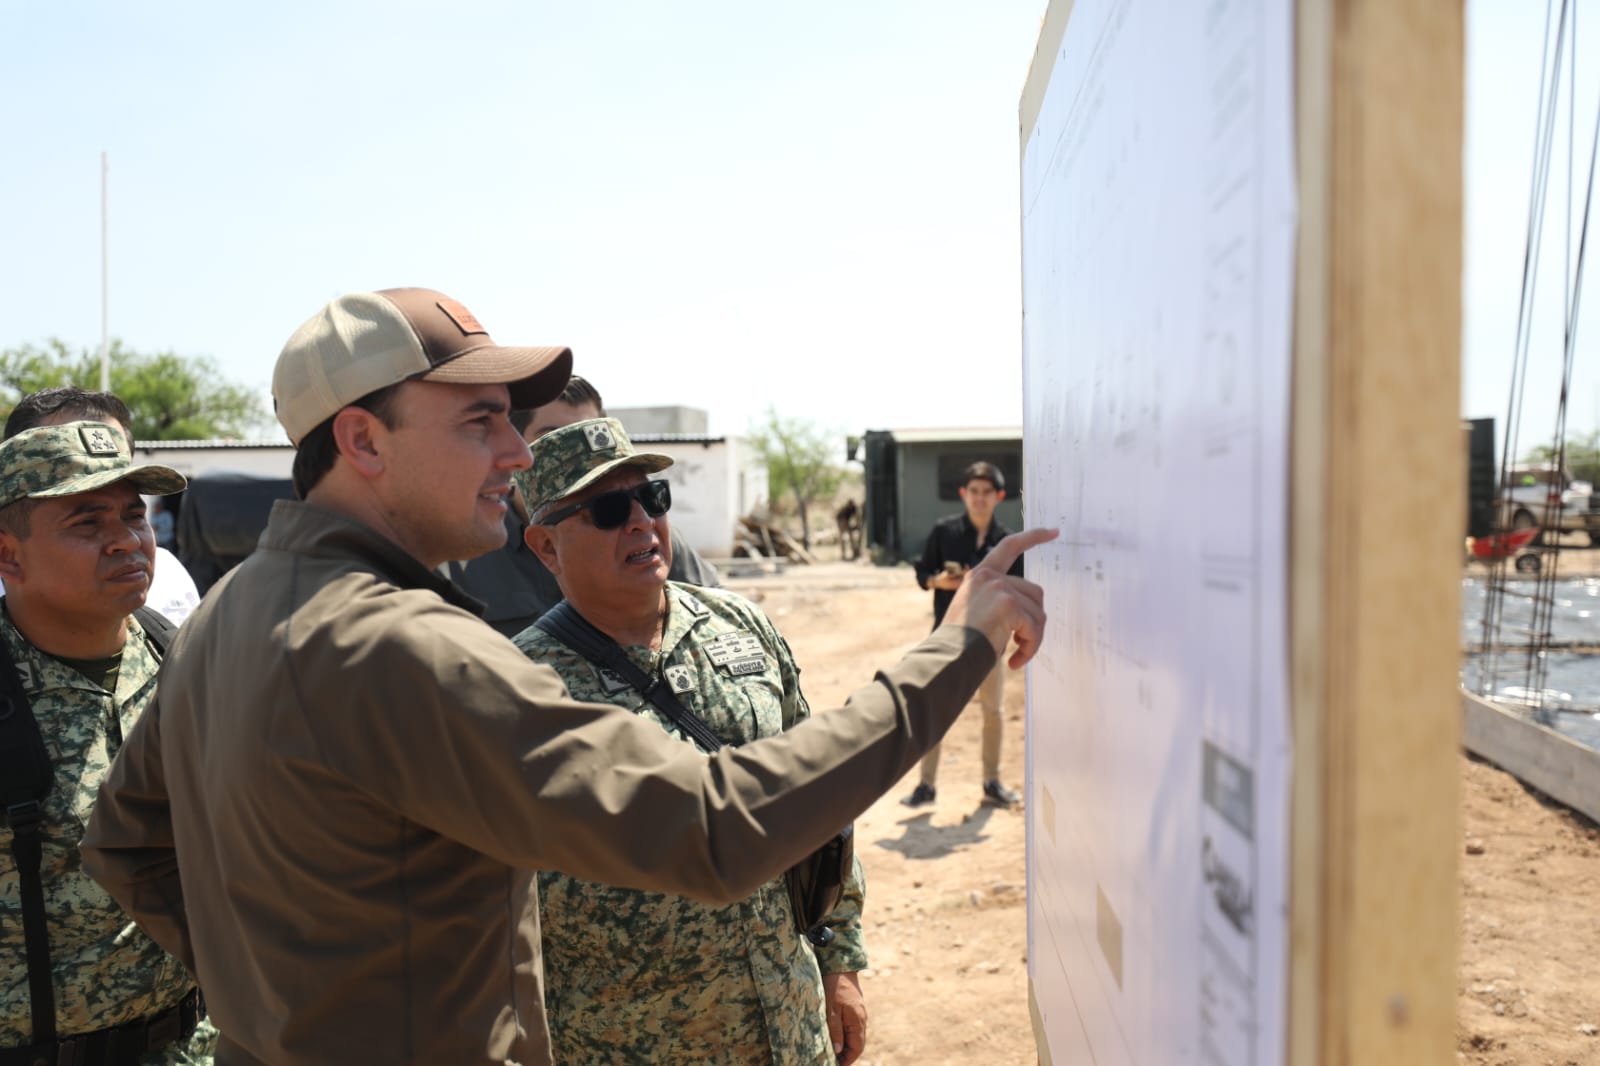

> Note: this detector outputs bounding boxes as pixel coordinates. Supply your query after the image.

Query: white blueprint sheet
[1020,0,1296,1062]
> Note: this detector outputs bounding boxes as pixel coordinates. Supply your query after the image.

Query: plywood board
[1020,1,1462,1063]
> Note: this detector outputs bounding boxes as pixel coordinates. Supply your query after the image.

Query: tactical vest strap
[0,625,58,1044]
[0,607,174,1046]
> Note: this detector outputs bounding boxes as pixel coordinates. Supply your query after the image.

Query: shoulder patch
[594,666,634,696]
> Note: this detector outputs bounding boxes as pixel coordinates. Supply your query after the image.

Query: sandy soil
[727,559,1600,1066]
[726,562,1034,1065]
[1456,541,1600,1065]
[1458,756,1600,1066]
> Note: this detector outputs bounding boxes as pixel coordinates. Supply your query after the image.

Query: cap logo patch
[583,423,617,452]
[435,298,488,336]
[79,425,120,455]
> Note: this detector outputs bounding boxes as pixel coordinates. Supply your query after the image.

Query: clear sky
[0,1,1049,441]
[6,3,1583,455]
[1464,2,1600,456]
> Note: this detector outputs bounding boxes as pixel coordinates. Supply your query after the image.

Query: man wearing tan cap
[80,287,1054,1066]
[0,423,213,1065]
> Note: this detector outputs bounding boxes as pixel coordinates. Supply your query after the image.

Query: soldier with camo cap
[0,422,213,1064]
[514,417,870,1066]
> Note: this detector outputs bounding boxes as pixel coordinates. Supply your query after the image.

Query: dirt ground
[1458,754,1600,1066]
[727,558,1600,1066]
[725,561,1034,1066]
[1462,538,1600,1066]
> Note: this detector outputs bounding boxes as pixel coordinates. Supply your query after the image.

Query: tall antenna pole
[100,151,109,392]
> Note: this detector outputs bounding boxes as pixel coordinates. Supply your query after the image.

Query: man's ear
[0,530,25,584]
[524,523,562,574]
[996,489,1007,502]
[331,407,387,480]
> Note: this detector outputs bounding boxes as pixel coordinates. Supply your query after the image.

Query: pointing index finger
[975,527,1059,573]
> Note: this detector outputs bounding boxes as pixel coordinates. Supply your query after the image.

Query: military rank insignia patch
[80,424,121,455]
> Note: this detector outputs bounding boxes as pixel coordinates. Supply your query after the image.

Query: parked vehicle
[1468,525,1543,572]
[174,471,296,594]
[1499,463,1600,544]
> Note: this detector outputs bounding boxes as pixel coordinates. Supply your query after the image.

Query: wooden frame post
[1290,2,1463,1064]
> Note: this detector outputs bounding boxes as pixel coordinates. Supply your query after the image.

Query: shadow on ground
[871,805,998,861]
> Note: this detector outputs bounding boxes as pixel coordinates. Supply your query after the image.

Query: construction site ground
[726,557,1600,1065]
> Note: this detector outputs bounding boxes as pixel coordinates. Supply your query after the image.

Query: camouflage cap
[0,421,187,511]
[516,417,673,514]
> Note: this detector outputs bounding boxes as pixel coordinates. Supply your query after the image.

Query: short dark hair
[509,374,606,435]
[961,461,1005,493]
[5,387,136,446]
[290,384,403,499]
[559,375,605,414]
[0,497,40,539]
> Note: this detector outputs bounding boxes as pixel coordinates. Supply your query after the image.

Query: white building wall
[133,443,294,480]
[645,437,767,558]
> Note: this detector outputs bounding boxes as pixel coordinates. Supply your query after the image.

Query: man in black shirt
[905,461,1023,809]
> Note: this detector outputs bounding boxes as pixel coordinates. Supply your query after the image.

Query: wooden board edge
[1288,0,1335,1061]
[1019,0,1076,155]
[1291,1,1465,1063]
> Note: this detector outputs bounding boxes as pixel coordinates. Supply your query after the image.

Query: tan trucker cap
[272,287,573,445]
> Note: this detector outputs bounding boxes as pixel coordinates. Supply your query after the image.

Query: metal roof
[871,426,1023,444]
[634,434,728,445]
[131,439,292,450]
[129,434,730,450]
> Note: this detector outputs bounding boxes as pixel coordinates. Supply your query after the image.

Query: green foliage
[0,339,271,441]
[1524,432,1600,484]
[746,408,847,549]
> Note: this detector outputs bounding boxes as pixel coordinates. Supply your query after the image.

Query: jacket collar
[260,500,485,616]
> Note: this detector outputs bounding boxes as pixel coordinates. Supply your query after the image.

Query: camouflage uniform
[0,422,211,1063]
[515,583,867,1065]
[513,417,869,1064]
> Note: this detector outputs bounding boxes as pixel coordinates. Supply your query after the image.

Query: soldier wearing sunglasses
[443,374,721,638]
[514,418,868,1066]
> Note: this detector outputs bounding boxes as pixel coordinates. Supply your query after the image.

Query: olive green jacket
[80,501,994,1066]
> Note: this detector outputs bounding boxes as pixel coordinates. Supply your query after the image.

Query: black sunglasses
[541,480,672,530]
